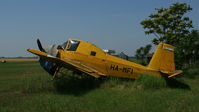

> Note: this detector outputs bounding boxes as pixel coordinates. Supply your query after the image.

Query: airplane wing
[27,49,105,78]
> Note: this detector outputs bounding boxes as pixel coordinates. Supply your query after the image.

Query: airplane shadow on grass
[53,74,105,96]
[165,78,191,90]
[52,72,191,96]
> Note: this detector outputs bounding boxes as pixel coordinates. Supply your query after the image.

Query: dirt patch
[0,58,37,62]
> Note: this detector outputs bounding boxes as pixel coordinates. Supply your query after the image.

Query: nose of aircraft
[36,39,59,75]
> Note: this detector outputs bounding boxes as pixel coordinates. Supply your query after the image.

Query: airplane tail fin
[148,43,182,78]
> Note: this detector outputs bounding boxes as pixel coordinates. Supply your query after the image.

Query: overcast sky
[0,0,198,57]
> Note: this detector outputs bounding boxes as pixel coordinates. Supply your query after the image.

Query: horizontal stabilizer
[167,70,183,78]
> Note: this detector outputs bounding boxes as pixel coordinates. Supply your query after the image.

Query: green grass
[182,67,199,79]
[133,74,167,89]
[1,62,199,112]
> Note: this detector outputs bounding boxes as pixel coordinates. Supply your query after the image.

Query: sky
[0,0,198,57]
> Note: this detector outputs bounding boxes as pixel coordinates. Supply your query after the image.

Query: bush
[182,67,199,78]
[134,74,167,89]
[100,77,135,89]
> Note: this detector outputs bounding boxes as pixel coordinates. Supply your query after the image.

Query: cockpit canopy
[59,39,80,51]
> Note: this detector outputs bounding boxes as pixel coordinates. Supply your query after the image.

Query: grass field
[1,62,199,112]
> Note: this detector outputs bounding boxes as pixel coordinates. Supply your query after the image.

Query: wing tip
[26,49,47,57]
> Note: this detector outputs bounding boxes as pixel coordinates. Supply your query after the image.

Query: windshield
[67,40,80,51]
[60,41,68,49]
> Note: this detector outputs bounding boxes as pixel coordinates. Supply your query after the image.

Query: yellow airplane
[27,38,182,79]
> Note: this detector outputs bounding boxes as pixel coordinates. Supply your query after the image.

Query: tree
[140,2,193,45]
[135,44,152,65]
[175,30,199,67]
[139,2,198,68]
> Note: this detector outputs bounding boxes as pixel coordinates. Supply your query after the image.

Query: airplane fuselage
[57,39,161,79]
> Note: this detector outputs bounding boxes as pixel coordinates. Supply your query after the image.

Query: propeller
[37,39,46,52]
[37,39,59,76]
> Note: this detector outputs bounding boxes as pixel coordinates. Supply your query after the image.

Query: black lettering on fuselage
[115,65,119,71]
[110,65,115,70]
[127,68,131,73]
[130,69,133,74]
[110,64,133,74]
[122,68,127,73]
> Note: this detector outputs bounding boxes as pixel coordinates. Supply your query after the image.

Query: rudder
[148,43,175,73]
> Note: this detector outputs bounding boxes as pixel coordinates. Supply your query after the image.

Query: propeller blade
[37,39,46,52]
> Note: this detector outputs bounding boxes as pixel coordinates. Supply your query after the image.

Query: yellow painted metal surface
[148,43,175,72]
[27,39,182,79]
